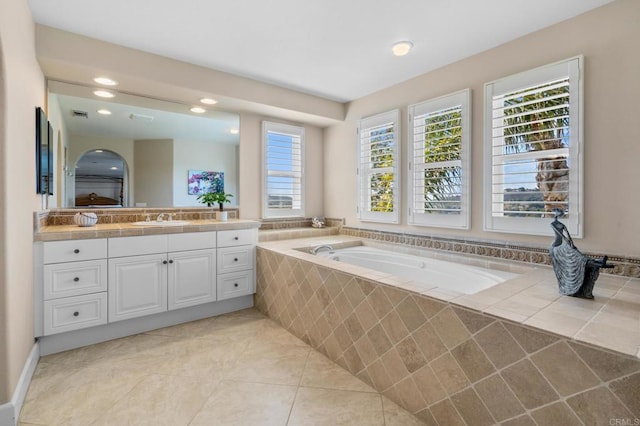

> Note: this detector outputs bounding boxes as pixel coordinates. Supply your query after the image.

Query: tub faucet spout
[311,245,333,255]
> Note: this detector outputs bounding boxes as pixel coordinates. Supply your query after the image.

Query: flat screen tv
[35,107,52,195]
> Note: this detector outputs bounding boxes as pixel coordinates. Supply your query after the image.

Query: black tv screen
[35,107,50,194]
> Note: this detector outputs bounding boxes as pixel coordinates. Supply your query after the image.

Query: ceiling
[29,0,614,103]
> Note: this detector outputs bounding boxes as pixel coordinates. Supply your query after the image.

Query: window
[357,110,400,223]
[408,89,471,229]
[262,121,305,218]
[484,56,583,236]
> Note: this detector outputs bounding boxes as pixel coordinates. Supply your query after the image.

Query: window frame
[262,121,305,219]
[356,109,401,224]
[408,89,471,229]
[483,56,583,237]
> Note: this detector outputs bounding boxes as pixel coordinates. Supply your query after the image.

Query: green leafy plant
[197,192,233,211]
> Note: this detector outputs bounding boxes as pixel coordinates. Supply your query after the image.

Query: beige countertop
[258,235,640,359]
[34,219,260,241]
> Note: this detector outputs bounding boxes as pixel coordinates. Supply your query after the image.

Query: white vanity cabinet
[107,232,217,322]
[41,239,108,335]
[35,223,258,351]
[216,229,257,300]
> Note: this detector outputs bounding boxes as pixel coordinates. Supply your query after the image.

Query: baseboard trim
[0,342,40,426]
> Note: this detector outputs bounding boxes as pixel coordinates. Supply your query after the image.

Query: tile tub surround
[256,237,640,424]
[340,226,640,279]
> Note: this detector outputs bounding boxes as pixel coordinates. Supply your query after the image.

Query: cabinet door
[108,254,167,322]
[168,249,216,310]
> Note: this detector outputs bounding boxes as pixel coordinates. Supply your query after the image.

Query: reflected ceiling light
[93,90,115,98]
[190,107,206,113]
[97,109,112,115]
[392,41,413,57]
[94,150,103,153]
[200,98,218,105]
[229,128,239,134]
[110,166,118,170]
[93,77,118,86]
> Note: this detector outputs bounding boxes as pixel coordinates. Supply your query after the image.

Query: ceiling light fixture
[392,41,414,57]
[200,98,218,105]
[94,90,115,98]
[97,109,112,115]
[190,107,206,114]
[229,128,239,134]
[93,77,118,86]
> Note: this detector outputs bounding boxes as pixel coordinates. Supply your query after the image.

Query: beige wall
[0,0,45,404]
[46,94,70,208]
[324,0,640,258]
[172,140,238,207]
[134,139,173,207]
[239,112,324,220]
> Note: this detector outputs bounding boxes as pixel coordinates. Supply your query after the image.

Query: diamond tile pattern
[256,247,640,424]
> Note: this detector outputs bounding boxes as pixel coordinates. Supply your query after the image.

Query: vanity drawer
[217,246,255,274]
[217,270,254,300]
[109,235,167,257]
[167,231,216,252]
[217,229,256,248]
[44,259,107,300]
[43,293,107,335]
[43,239,107,264]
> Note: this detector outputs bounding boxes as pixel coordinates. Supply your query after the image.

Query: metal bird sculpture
[549,209,613,299]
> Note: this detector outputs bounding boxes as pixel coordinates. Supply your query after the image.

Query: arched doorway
[74,149,129,207]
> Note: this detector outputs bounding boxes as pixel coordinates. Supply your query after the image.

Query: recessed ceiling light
[93,77,118,86]
[392,41,413,57]
[94,90,115,98]
[97,109,112,115]
[230,128,239,134]
[200,98,218,105]
[190,107,206,114]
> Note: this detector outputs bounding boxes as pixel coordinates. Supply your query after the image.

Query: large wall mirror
[48,80,240,208]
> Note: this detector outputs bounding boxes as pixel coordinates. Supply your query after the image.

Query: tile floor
[19,308,424,425]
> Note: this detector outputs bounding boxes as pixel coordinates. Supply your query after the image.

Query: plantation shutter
[262,121,305,218]
[484,56,583,236]
[408,89,470,229]
[357,109,400,223]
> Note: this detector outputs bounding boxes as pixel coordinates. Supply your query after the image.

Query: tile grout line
[284,348,312,425]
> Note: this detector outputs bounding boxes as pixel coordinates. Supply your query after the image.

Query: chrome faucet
[310,245,334,255]
[156,213,165,222]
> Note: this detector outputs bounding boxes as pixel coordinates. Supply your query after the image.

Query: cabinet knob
[169,260,174,264]
[73,311,79,317]
[73,249,80,254]
[162,260,168,265]
[234,236,239,240]
[234,283,239,287]
[73,277,80,282]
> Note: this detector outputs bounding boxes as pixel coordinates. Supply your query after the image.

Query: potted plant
[197,191,233,220]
